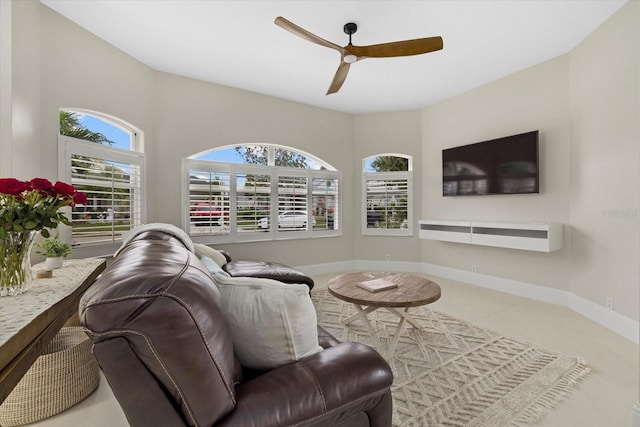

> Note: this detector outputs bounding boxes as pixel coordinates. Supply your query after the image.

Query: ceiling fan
[275,17,443,95]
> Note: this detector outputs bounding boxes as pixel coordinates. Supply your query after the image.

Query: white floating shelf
[419,220,563,252]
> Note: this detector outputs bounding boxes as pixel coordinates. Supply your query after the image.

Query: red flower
[0,177,81,239]
[72,191,88,206]
[0,178,29,196]
[29,178,55,196]
[53,181,75,196]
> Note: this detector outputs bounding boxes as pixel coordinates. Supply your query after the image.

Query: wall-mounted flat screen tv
[442,130,539,196]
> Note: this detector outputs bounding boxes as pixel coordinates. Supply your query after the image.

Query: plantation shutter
[312,176,339,231]
[235,167,271,233]
[363,171,412,235]
[277,172,309,233]
[186,162,231,236]
[183,149,341,242]
[59,136,145,246]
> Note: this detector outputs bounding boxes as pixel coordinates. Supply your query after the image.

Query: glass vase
[0,231,37,297]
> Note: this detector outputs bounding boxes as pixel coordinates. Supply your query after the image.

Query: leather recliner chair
[80,230,394,427]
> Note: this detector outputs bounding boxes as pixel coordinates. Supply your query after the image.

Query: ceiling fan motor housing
[344,22,358,36]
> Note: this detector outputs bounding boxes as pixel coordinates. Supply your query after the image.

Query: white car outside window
[258,211,315,230]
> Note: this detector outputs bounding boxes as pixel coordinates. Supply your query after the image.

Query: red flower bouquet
[0,178,87,295]
[0,177,86,239]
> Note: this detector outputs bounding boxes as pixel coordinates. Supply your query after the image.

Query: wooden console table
[0,258,106,404]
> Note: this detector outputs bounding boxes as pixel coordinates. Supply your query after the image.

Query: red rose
[72,191,88,206]
[0,178,29,196]
[53,181,76,196]
[29,178,55,195]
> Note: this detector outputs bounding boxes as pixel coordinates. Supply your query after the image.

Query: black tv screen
[442,130,539,196]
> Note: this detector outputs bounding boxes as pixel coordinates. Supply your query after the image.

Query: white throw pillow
[200,256,230,278]
[213,275,323,370]
[194,244,227,267]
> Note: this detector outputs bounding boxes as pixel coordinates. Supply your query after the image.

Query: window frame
[183,146,341,244]
[58,135,146,247]
[361,154,413,237]
[64,108,143,152]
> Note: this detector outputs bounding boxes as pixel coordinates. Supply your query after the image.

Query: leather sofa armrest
[93,337,189,427]
[216,342,393,427]
[218,249,233,263]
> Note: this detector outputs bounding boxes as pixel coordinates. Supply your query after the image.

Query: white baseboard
[568,293,639,344]
[419,262,570,306]
[296,259,639,345]
[296,260,357,276]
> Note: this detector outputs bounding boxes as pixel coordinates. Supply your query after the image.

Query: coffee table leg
[384,308,419,359]
[347,304,386,356]
[386,307,422,329]
[342,305,418,359]
[386,314,408,359]
[342,305,378,326]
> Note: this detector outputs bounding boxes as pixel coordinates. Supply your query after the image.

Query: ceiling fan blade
[275,17,343,53]
[347,36,443,59]
[326,62,351,95]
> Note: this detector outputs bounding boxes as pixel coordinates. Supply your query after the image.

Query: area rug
[310,281,590,426]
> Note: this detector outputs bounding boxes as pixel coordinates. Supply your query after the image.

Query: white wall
[11,1,156,182]
[9,1,158,258]
[352,110,423,263]
[418,1,639,322]
[10,0,43,180]
[0,0,12,177]
[420,55,573,292]
[10,0,356,267]
[152,71,355,266]
[569,0,640,320]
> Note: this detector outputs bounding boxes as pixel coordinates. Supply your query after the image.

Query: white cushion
[213,275,323,370]
[200,256,230,278]
[194,244,227,267]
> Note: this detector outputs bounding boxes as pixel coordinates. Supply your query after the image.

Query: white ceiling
[40,0,626,114]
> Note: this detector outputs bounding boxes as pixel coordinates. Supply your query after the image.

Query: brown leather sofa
[222,258,315,290]
[80,230,393,427]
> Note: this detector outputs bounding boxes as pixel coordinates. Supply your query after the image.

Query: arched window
[362,154,413,236]
[58,109,145,246]
[183,144,340,243]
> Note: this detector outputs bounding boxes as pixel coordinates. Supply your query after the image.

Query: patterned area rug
[311,281,590,426]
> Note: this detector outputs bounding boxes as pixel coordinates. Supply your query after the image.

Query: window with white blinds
[183,145,340,243]
[187,164,231,237]
[59,136,145,246]
[235,168,271,233]
[277,172,309,235]
[362,154,413,236]
[312,176,339,232]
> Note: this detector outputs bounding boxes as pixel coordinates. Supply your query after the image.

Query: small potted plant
[35,236,71,270]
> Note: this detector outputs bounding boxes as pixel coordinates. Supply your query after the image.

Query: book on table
[357,278,398,293]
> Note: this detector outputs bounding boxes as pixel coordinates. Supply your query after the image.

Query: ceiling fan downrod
[343,22,357,46]
[342,22,359,64]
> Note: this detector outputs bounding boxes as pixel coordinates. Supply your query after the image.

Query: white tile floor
[30,273,638,427]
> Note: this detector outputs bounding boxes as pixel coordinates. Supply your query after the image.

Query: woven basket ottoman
[0,327,100,426]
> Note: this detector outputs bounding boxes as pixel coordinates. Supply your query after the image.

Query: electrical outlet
[385,254,390,261]
[471,265,477,273]
[606,297,613,310]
